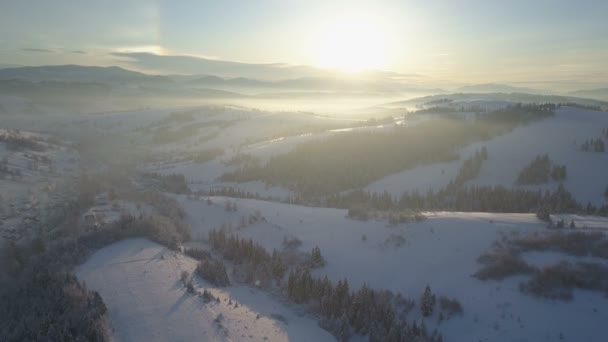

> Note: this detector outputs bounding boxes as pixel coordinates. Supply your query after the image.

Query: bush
[198,289,214,303]
[474,249,534,280]
[282,237,302,250]
[514,231,608,258]
[520,262,608,300]
[181,270,190,283]
[184,248,212,261]
[438,296,464,316]
[536,208,551,222]
[347,206,369,221]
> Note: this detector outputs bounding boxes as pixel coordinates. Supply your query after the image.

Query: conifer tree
[421,285,435,317]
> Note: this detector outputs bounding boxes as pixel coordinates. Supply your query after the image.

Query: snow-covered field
[175,195,608,342]
[76,238,335,342]
[5,92,608,341]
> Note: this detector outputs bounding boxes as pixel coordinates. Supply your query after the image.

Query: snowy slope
[177,195,608,342]
[466,107,608,204]
[367,106,608,205]
[76,238,335,342]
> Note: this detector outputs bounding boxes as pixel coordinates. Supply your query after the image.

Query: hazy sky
[1,0,607,84]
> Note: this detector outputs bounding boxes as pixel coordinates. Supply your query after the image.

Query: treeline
[140,172,189,194]
[201,182,607,217]
[287,270,444,342]
[485,103,556,124]
[414,106,459,114]
[515,154,567,185]
[202,182,608,218]
[580,138,605,152]
[558,103,603,111]
[191,147,223,164]
[202,187,279,203]
[324,183,608,215]
[221,104,556,196]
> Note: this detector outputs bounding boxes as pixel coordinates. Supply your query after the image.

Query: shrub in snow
[474,249,534,280]
[520,261,608,300]
[282,236,302,250]
[438,296,464,317]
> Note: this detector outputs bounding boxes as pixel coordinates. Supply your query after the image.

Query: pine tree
[421,285,435,317]
[336,313,351,342]
[481,146,488,160]
[311,246,326,267]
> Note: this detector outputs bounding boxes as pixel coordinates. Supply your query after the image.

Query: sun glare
[316,14,388,72]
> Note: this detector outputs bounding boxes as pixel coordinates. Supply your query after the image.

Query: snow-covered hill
[367,106,608,206]
[76,238,335,342]
[176,195,608,342]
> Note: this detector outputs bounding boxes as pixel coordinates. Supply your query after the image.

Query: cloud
[109,52,315,79]
[22,48,55,53]
[71,50,87,54]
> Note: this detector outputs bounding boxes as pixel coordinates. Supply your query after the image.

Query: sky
[1,0,607,85]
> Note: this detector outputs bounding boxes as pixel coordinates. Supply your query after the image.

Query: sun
[315,14,388,72]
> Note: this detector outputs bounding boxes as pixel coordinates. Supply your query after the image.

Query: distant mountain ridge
[0,64,441,95]
[0,65,172,85]
[456,83,541,94]
[387,92,608,109]
[569,88,608,101]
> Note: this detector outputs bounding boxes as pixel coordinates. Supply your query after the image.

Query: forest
[221,104,556,196]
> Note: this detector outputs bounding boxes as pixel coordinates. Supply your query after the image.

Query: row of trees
[205,187,275,201]
[204,180,608,217]
[580,138,605,152]
[140,172,189,194]
[325,183,606,215]
[558,103,602,111]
